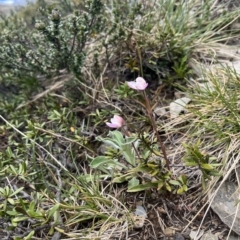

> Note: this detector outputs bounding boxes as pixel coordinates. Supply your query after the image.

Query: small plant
[90,108,113,126]
[88,77,189,192]
[90,129,187,193]
[0,186,24,213]
[172,55,191,80]
[127,77,170,169]
[169,174,188,194]
[114,82,136,99]
[183,140,221,190]
[89,73,191,192]
[89,130,138,176]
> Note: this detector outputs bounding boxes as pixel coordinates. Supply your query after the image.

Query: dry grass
[1,0,240,239]
[160,61,240,237]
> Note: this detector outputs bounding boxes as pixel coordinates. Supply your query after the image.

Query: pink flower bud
[127,77,148,90]
[106,115,124,128]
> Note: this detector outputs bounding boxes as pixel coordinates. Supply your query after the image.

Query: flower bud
[106,115,124,128]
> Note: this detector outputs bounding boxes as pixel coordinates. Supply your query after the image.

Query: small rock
[209,181,240,235]
[201,232,218,240]
[133,205,147,229]
[135,205,147,217]
[164,227,175,236]
[174,91,186,99]
[170,97,191,118]
[174,233,185,240]
[189,230,204,240]
[132,215,145,229]
[154,107,167,116]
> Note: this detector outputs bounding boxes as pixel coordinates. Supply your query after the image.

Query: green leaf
[169,180,181,186]
[12,216,29,226]
[10,187,24,197]
[152,149,161,156]
[209,163,222,167]
[26,210,43,219]
[121,145,136,166]
[165,182,172,192]
[122,137,137,145]
[127,182,158,192]
[7,198,15,205]
[109,131,124,144]
[209,170,222,176]
[201,163,214,170]
[23,231,35,240]
[6,147,13,157]
[53,210,59,224]
[151,169,159,176]
[79,174,109,182]
[53,110,61,117]
[29,201,36,212]
[47,203,60,221]
[48,226,55,235]
[201,177,206,191]
[6,210,18,216]
[158,181,164,190]
[113,176,126,183]
[90,156,126,170]
[113,173,133,183]
[0,187,5,194]
[179,174,187,184]
[147,163,158,168]
[90,156,113,168]
[184,162,197,166]
[143,150,151,159]
[183,185,188,192]
[90,156,109,168]
[128,177,139,189]
[99,138,120,149]
[10,165,17,174]
[177,187,184,194]
[54,227,65,233]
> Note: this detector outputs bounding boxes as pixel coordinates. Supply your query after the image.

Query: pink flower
[127,77,148,90]
[106,115,124,128]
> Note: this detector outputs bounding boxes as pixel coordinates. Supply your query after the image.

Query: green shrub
[0,0,105,80]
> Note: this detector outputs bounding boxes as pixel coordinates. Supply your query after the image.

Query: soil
[124,190,232,240]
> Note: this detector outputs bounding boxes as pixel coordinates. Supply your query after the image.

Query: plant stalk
[142,91,170,170]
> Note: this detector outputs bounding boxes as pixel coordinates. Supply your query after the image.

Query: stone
[201,232,218,240]
[169,97,191,118]
[209,181,240,235]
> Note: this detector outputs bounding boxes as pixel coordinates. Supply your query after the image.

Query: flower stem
[142,91,170,170]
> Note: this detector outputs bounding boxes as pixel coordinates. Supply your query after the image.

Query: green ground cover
[1,0,240,239]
